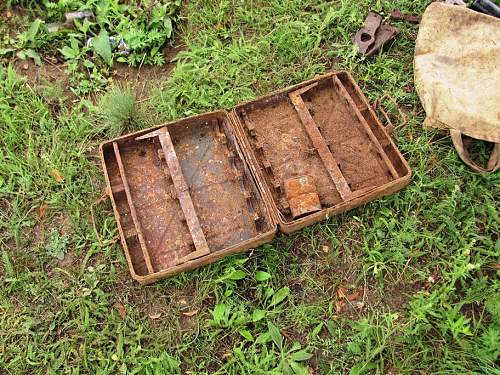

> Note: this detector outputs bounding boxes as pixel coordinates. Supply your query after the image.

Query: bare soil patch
[111,39,185,100]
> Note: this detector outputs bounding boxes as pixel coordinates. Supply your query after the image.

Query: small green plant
[46,229,69,260]
[347,312,400,374]
[0,18,45,65]
[214,257,249,297]
[210,302,252,332]
[228,321,313,374]
[98,86,139,136]
[254,269,291,307]
[1,0,181,94]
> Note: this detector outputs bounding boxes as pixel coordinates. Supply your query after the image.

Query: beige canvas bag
[414,2,500,173]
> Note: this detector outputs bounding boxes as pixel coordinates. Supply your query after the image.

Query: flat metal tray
[100,71,411,284]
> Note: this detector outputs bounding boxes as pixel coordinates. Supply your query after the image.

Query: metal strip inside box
[100,71,411,284]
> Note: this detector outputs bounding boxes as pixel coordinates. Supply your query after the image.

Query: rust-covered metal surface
[100,71,411,284]
[100,112,276,284]
[283,176,321,219]
[353,12,400,57]
[233,71,411,233]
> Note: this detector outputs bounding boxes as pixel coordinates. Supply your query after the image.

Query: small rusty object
[353,12,383,55]
[284,176,322,219]
[390,9,421,24]
[354,12,400,57]
[368,24,400,57]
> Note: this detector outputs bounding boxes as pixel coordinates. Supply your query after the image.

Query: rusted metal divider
[288,83,353,201]
[112,142,155,274]
[332,76,399,179]
[136,127,210,263]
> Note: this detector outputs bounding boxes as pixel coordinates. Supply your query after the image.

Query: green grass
[1,0,499,374]
[1,0,181,95]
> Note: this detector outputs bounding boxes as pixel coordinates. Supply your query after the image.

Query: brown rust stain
[283,176,321,219]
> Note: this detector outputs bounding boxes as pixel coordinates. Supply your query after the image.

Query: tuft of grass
[97,86,139,137]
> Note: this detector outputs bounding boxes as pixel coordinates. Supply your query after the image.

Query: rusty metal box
[100,71,411,284]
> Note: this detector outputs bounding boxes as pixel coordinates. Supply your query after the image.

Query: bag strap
[450,129,500,173]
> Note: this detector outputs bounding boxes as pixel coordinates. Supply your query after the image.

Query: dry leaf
[353,301,364,309]
[490,262,500,270]
[181,309,199,317]
[36,203,49,220]
[49,169,64,183]
[149,312,161,320]
[337,286,347,299]
[94,191,109,204]
[335,300,345,313]
[113,302,126,318]
[347,291,360,302]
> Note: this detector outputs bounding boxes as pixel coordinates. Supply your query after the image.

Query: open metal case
[100,71,411,284]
